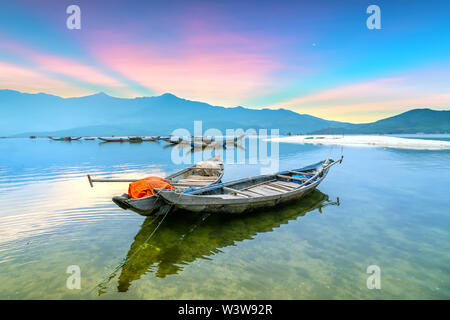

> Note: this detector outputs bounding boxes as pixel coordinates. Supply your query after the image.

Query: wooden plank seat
[223,186,255,197]
[247,185,282,196]
[268,182,296,191]
[204,194,247,199]
[272,181,300,189]
[181,175,218,181]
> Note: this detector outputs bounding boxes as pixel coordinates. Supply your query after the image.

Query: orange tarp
[128,176,175,199]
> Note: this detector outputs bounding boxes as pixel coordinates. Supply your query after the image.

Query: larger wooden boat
[112,156,224,215]
[156,157,343,214]
[99,136,160,142]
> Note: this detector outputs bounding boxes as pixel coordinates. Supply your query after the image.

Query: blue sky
[0,0,449,122]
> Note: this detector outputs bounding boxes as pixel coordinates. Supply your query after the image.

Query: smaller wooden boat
[142,136,160,142]
[111,156,224,215]
[50,136,81,141]
[99,136,159,142]
[213,134,246,147]
[29,136,36,139]
[162,136,214,144]
[98,137,129,142]
[228,133,245,144]
[191,136,215,143]
[161,136,183,144]
[128,136,143,143]
[84,137,96,140]
[156,157,343,214]
[181,140,208,148]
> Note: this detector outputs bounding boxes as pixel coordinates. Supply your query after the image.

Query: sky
[0,0,449,123]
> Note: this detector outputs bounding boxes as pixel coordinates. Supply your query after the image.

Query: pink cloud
[275,71,450,122]
[0,61,93,97]
[0,35,139,97]
[89,29,284,105]
[33,55,123,88]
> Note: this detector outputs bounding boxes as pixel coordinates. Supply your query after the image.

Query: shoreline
[267,135,450,150]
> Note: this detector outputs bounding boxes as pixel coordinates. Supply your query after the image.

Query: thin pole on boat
[87,175,138,187]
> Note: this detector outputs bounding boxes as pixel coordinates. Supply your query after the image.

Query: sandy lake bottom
[0,136,449,299]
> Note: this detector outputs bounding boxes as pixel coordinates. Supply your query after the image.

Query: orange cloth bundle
[128,176,175,199]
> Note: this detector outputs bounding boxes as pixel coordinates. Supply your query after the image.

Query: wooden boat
[84,137,96,140]
[50,136,81,141]
[99,136,159,142]
[143,136,160,141]
[212,134,246,147]
[162,136,214,144]
[161,136,183,144]
[191,136,215,143]
[156,157,343,214]
[180,140,208,148]
[227,133,245,144]
[128,136,143,143]
[112,156,224,216]
[98,137,129,142]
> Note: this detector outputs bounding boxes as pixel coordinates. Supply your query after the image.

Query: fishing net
[128,176,175,199]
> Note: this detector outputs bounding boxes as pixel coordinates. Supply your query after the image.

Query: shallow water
[0,137,449,299]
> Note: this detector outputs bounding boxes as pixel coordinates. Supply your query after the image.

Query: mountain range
[0,90,448,136]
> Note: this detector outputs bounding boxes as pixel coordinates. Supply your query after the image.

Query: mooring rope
[86,205,172,297]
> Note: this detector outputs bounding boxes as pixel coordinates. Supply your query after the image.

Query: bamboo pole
[87,175,139,187]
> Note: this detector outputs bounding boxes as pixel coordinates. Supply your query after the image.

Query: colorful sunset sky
[0,0,449,122]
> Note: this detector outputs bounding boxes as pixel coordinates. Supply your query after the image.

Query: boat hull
[158,179,320,214]
[112,194,164,216]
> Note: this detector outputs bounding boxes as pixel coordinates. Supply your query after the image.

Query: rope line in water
[86,206,172,297]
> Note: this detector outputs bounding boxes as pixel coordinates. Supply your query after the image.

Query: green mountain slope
[313,109,450,134]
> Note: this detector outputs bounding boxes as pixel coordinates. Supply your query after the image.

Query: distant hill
[0,90,448,136]
[0,90,346,136]
[313,109,450,134]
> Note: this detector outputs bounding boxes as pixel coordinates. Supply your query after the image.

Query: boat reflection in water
[114,189,339,293]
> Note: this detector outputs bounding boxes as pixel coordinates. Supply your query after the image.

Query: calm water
[0,137,449,299]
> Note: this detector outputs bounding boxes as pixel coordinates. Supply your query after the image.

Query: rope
[85,206,172,297]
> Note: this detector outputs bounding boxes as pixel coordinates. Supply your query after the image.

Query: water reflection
[114,190,339,293]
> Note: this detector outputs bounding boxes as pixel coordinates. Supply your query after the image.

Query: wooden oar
[87,175,139,187]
